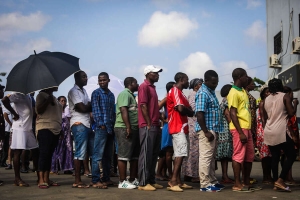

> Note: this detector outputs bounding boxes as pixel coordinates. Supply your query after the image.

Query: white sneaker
[118,180,136,189]
[130,178,139,187]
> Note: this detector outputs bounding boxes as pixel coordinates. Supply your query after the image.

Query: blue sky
[0,0,267,99]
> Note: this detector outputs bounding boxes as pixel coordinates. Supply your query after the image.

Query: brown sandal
[14,180,29,187]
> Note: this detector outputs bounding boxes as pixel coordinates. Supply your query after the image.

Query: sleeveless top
[264,92,289,146]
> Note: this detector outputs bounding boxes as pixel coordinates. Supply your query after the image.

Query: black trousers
[0,131,10,165]
[37,129,59,172]
[268,134,296,180]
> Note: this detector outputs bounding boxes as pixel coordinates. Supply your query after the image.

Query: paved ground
[0,161,300,200]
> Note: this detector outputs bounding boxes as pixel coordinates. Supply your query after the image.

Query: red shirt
[167,86,190,134]
[138,79,160,128]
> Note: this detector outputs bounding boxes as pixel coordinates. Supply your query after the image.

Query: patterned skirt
[216,131,233,160]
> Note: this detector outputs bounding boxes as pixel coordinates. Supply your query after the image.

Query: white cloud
[179,52,216,80]
[138,11,198,47]
[0,11,51,41]
[0,38,52,73]
[244,20,266,42]
[246,0,262,9]
[218,61,257,86]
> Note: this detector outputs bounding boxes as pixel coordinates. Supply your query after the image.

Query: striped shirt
[91,87,115,133]
[195,83,220,132]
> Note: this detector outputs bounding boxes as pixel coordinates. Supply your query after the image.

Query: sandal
[49,181,60,186]
[179,183,193,189]
[232,186,253,192]
[92,182,108,189]
[14,180,29,187]
[72,183,90,188]
[274,182,291,192]
[38,183,49,189]
[167,185,183,192]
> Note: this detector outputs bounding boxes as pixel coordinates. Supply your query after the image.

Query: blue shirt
[195,83,220,132]
[91,87,115,133]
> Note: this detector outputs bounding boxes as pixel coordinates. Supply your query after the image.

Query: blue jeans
[92,128,113,183]
[71,124,91,160]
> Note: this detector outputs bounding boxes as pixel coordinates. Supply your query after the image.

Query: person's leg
[268,145,281,181]
[243,130,254,187]
[208,131,218,185]
[165,147,174,179]
[91,128,107,184]
[138,127,151,186]
[278,135,297,184]
[20,150,27,172]
[31,148,39,181]
[221,159,230,180]
[12,149,22,182]
[129,128,140,182]
[156,151,166,179]
[83,154,90,175]
[0,132,10,166]
[72,125,89,185]
[129,160,138,181]
[47,134,59,184]
[149,127,161,185]
[231,129,246,189]
[261,157,272,182]
[102,133,113,183]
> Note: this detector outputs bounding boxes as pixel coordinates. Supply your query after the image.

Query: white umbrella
[84,74,124,103]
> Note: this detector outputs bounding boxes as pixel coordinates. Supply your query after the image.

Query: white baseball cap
[144,65,163,75]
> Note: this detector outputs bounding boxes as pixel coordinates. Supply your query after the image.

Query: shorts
[231,129,254,163]
[115,127,140,161]
[10,129,38,150]
[172,132,188,157]
[71,124,91,160]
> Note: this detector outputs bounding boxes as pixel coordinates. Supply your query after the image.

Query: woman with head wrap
[182,78,203,183]
[216,84,234,184]
[263,78,299,191]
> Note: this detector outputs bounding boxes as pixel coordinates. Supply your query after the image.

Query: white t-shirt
[68,84,90,128]
[9,93,33,131]
[2,103,13,132]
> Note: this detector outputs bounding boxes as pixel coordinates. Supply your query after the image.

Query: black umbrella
[5,51,80,94]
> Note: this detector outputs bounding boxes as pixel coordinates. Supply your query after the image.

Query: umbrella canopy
[84,74,124,103]
[5,51,80,94]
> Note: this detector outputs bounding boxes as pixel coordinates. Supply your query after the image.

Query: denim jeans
[92,128,113,183]
[71,124,91,160]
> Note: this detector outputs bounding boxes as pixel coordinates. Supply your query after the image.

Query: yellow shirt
[227,86,251,130]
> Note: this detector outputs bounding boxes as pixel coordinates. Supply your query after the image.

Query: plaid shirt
[91,87,115,133]
[195,83,220,132]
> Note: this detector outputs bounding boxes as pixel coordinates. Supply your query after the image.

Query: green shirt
[114,88,138,129]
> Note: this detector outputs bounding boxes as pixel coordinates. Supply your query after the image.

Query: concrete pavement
[0,161,300,200]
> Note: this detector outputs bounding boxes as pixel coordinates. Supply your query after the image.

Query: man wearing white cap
[138,65,163,191]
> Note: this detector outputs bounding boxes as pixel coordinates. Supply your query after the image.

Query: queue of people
[0,65,299,194]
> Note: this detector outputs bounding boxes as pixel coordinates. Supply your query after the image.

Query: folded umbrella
[5,51,80,94]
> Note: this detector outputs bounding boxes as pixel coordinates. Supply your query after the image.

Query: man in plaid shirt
[195,70,224,192]
[91,72,116,188]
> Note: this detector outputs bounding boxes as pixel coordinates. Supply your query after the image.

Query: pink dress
[256,108,271,159]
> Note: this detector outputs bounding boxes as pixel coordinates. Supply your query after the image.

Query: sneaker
[130,178,139,187]
[213,183,225,190]
[118,180,136,189]
[200,185,221,192]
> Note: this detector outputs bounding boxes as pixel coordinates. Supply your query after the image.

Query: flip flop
[84,173,92,178]
[92,182,108,189]
[180,183,193,189]
[14,180,29,187]
[49,181,60,186]
[249,186,262,191]
[167,185,183,192]
[72,183,90,188]
[274,182,291,192]
[232,186,253,192]
[38,183,49,189]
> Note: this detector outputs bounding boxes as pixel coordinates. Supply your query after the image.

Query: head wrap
[189,78,203,89]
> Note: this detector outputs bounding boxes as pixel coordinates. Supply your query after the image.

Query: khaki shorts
[172,132,188,157]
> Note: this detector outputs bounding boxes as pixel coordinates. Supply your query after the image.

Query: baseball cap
[0,84,5,89]
[144,65,163,75]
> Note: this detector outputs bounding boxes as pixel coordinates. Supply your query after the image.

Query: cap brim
[153,68,163,73]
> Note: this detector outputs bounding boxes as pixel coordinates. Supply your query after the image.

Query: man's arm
[74,102,92,113]
[36,94,54,114]
[230,107,247,143]
[176,105,194,117]
[2,96,19,120]
[3,112,12,127]
[283,93,298,117]
[120,106,131,138]
[196,111,214,141]
[140,104,151,129]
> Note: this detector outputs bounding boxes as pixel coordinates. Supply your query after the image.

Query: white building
[266,0,300,119]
